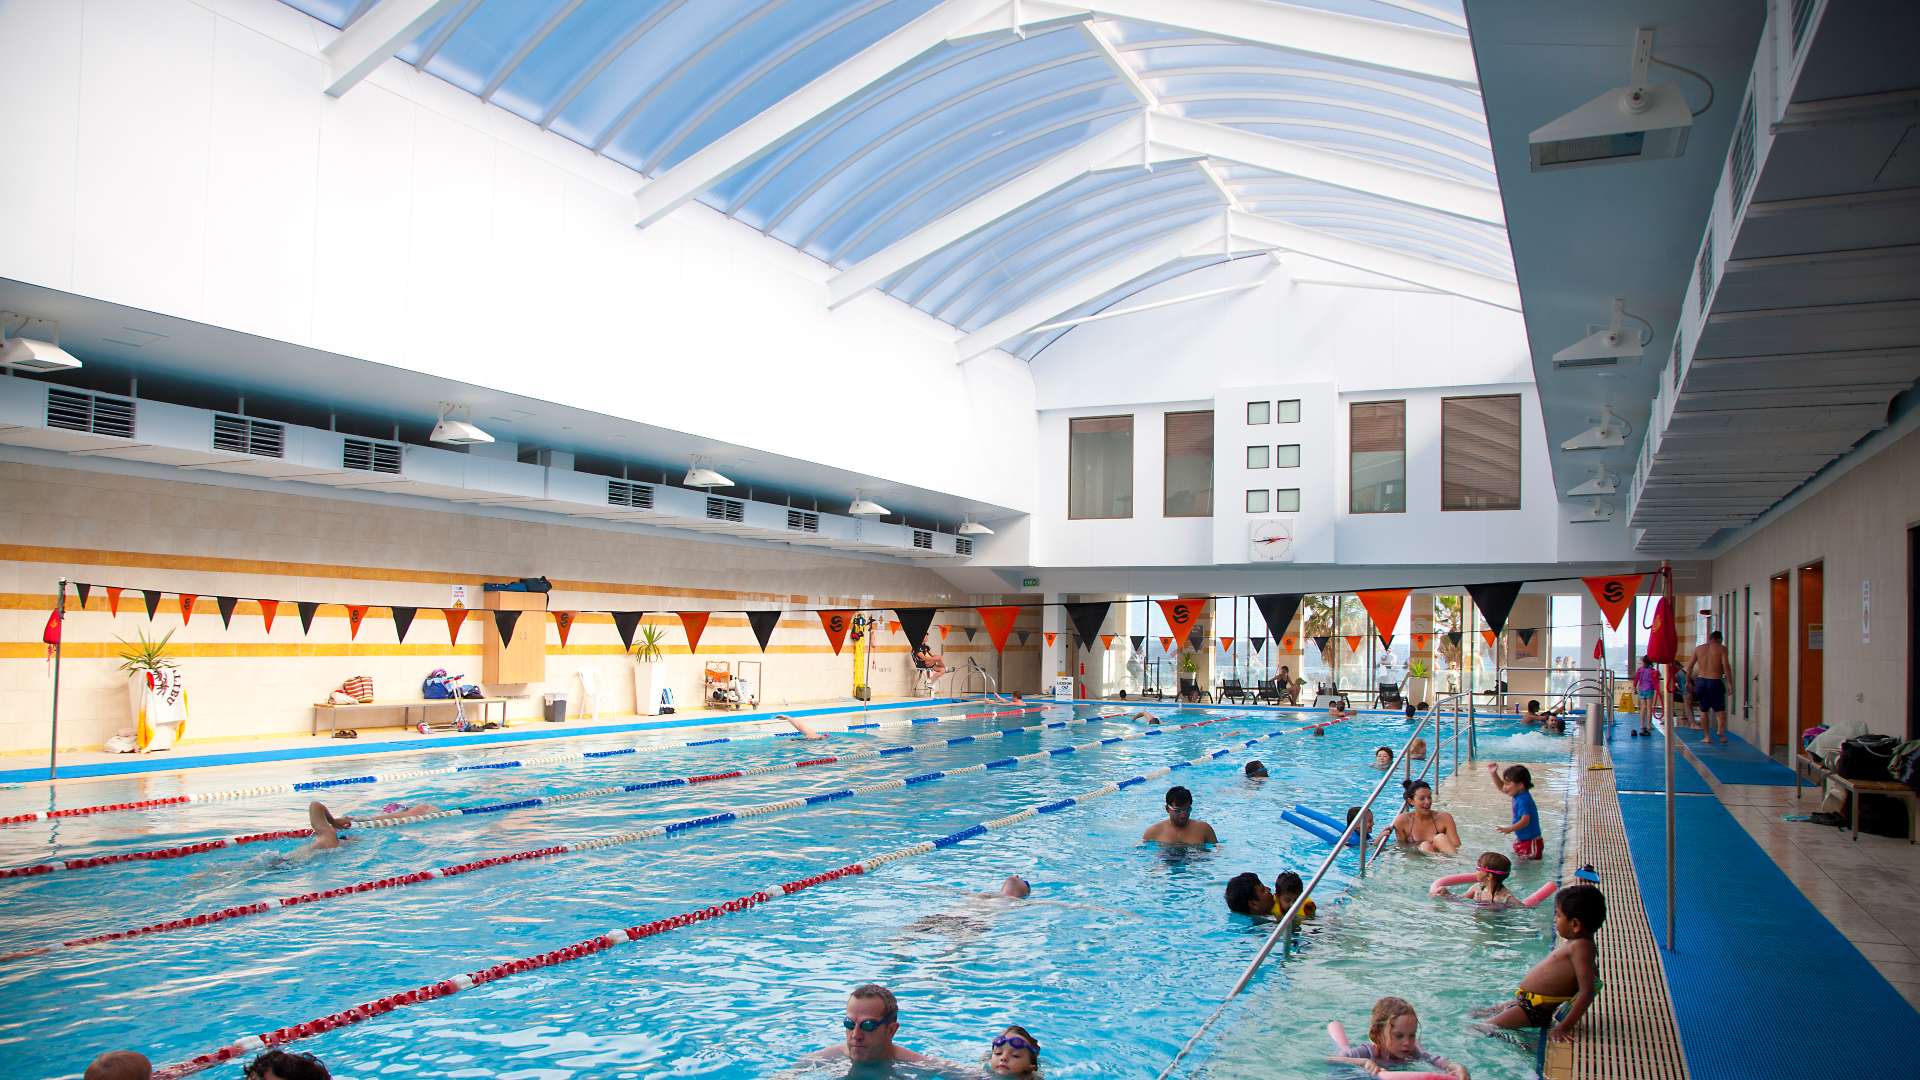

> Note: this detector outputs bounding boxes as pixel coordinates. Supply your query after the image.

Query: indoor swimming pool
[0,702,1573,1079]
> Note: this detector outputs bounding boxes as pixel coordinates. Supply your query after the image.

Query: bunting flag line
[1250,636,1266,655]
[1065,602,1111,650]
[1016,630,1030,646]
[178,594,198,626]
[345,605,367,640]
[1129,635,1145,654]
[1251,593,1304,651]
[888,621,901,634]
[1313,635,1331,653]
[1159,636,1175,654]
[75,583,92,609]
[1445,631,1463,647]
[611,612,644,652]
[1356,588,1410,647]
[551,610,575,649]
[298,602,319,636]
[978,606,1020,653]
[445,607,471,646]
[1044,632,1057,648]
[142,590,161,621]
[1219,637,1234,653]
[894,608,936,650]
[1156,597,1208,639]
[495,609,523,649]
[1345,634,1364,653]
[819,611,854,655]
[107,586,123,617]
[1466,581,1524,636]
[258,599,279,634]
[938,624,951,642]
[745,610,782,652]
[1517,628,1536,647]
[1101,634,1115,650]
[963,626,978,643]
[1282,635,1296,652]
[216,596,238,630]
[1582,574,1643,631]
[394,607,418,644]
[1411,632,1431,652]
[1481,629,1496,648]
[676,611,710,654]
[1187,629,1205,652]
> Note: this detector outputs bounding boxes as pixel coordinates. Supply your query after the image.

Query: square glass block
[1245,489,1270,513]
[1274,488,1301,512]
[1247,445,1270,469]
[1247,401,1271,425]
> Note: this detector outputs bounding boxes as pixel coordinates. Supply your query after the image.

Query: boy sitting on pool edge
[1474,883,1604,1042]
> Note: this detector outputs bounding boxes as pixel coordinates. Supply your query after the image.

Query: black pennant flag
[75,583,91,609]
[1065,602,1110,649]
[1312,635,1331,652]
[1016,630,1030,646]
[392,606,418,643]
[1445,631,1464,647]
[1251,594,1304,645]
[964,626,977,643]
[1187,629,1206,651]
[1250,636,1267,655]
[143,590,162,621]
[1517,627,1537,647]
[1466,581,1525,636]
[494,609,522,649]
[216,596,238,629]
[297,601,319,636]
[893,608,937,650]
[1129,634,1145,654]
[612,611,644,651]
[746,610,783,652]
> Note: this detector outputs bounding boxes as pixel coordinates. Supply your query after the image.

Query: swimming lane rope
[1,715,1261,960]
[0,708,1097,880]
[147,726,1284,1078]
[0,705,1048,829]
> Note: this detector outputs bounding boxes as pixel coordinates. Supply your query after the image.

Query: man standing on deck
[1687,630,1732,745]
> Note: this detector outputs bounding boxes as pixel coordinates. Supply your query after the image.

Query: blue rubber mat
[1672,727,1798,786]
[1617,793,1920,1079]
[1606,726,1710,793]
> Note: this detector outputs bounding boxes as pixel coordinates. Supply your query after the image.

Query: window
[1247,445,1270,469]
[1441,394,1521,511]
[1275,444,1300,468]
[1069,416,1133,519]
[1350,400,1405,513]
[1246,489,1270,513]
[1275,488,1300,512]
[1164,410,1213,517]
[1247,401,1270,425]
[1276,399,1301,423]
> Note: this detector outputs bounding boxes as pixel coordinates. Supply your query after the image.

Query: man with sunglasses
[802,983,940,1067]
[1141,785,1218,846]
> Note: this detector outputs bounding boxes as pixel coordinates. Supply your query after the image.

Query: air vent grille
[607,479,654,509]
[213,414,285,458]
[341,437,402,474]
[912,529,933,550]
[787,509,819,533]
[1730,95,1757,210]
[46,388,135,439]
[955,537,973,557]
[705,496,744,523]
[1695,226,1714,309]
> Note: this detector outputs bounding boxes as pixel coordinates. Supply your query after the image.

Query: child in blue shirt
[1488,762,1543,860]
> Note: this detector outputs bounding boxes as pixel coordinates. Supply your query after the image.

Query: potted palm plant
[117,630,186,751]
[630,622,668,716]
[1408,659,1430,707]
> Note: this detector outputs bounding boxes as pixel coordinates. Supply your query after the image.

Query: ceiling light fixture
[1561,407,1630,451]
[1553,298,1651,368]
[1529,29,1697,171]
[848,491,890,516]
[1567,498,1616,525]
[683,457,733,487]
[0,313,82,374]
[958,519,995,536]
[1566,466,1620,497]
[430,403,494,445]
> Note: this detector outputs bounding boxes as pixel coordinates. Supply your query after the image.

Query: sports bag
[422,668,460,700]
[1837,734,1899,781]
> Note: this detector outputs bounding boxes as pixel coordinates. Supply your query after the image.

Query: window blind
[1441,395,1521,510]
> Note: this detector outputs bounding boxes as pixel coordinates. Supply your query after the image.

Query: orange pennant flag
[676,611,710,654]
[1044,632,1057,648]
[552,610,576,649]
[1155,597,1208,639]
[1345,635,1364,653]
[887,620,901,634]
[819,610,854,655]
[1356,588,1410,648]
[1582,574,1644,631]
[938,624,950,641]
[1282,635,1295,652]
[1412,632,1431,652]
[107,587,124,617]
[444,607,469,645]
[1159,635,1175,653]
[1481,629,1497,648]
[1101,633,1115,650]
[346,605,368,640]
[977,606,1020,653]
[178,593,198,625]
[1219,637,1234,653]
[258,599,279,633]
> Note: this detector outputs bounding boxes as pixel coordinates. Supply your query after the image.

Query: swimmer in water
[1244,760,1269,780]
[1373,746,1394,771]
[796,984,945,1069]
[1382,780,1460,855]
[1462,852,1519,907]
[1142,785,1218,846]
[779,714,825,740]
[985,1025,1041,1078]
[306,799,440,850]
[1132,711,1161,725]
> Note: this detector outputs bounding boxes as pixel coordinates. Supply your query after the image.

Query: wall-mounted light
[683,457,733,487]
[848,491,890,516]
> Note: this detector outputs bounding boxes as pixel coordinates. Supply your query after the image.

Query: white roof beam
[323,0,465,97]
[1150,113,1502,225]
[1227,211,1519,310]
[957,213,1255,361]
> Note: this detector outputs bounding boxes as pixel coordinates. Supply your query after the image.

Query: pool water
[0,703,1574,1078]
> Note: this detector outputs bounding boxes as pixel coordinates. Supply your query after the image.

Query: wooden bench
[312,697,512,735]
[1796,750,1918,844]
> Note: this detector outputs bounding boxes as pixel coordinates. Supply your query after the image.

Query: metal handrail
[1155,691,1473,1080]
[961,658,996,697]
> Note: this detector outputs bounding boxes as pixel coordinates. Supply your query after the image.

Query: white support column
[323,0,465,97]
[1041,592,1065,696]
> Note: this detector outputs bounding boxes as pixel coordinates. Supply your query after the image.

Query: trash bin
[543,692,567,723]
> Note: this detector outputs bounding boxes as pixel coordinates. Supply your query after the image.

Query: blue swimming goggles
[993,1035,1039,1054]
[843,1017,887,1032]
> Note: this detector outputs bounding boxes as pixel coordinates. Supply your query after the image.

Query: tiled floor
[1688,748,1920,1010]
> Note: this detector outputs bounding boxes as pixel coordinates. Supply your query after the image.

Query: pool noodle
[1281,809,1344,844]
[1429,873,1558,908]
[1291,804,1363,846]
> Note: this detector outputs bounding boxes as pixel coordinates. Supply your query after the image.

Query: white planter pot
[632,662,666,716]
[128,670,186,752]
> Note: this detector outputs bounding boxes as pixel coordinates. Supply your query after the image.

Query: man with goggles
[801,983,940,1067]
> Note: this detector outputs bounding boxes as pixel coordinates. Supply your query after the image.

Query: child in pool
[985,1024,1041,1077]
[1329,996,1469,1079]
[1474,884,1604,1042]
[1272,870,1317,921]
[1488,762,1544,860]
[1463,852,1518,907]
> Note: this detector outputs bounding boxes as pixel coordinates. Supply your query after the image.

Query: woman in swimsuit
[1383,780,1461,855]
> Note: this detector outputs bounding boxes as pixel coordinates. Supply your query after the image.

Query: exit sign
[1022,577,1039,588]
